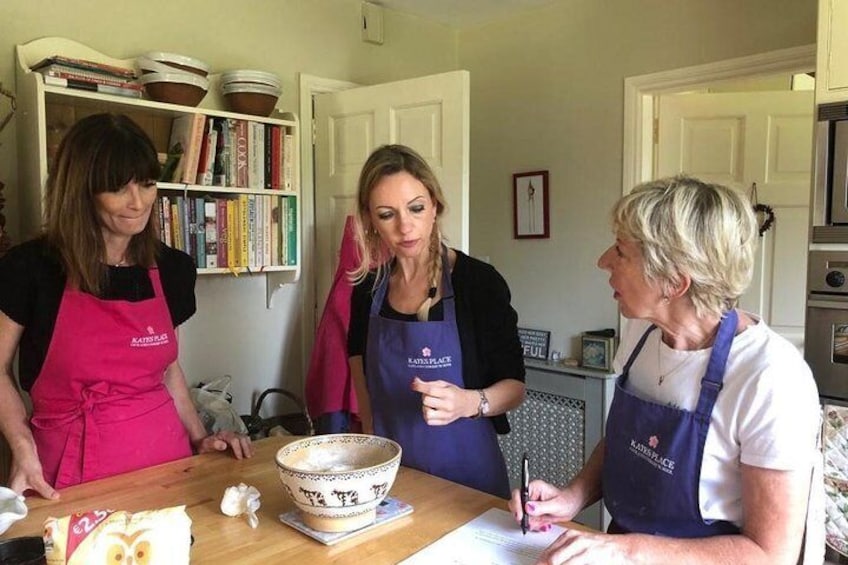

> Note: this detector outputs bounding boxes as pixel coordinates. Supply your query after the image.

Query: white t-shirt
[612,312,820,525]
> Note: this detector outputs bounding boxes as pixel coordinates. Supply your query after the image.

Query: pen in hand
[521,451,530,535]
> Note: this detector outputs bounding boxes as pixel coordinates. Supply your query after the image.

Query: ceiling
[375,0,561,28]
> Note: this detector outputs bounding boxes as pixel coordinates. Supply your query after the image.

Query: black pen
[521,451,530,535]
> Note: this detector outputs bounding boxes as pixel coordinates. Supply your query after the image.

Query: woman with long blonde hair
[347,144,525,498]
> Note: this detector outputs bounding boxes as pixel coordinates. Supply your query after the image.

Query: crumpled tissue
[220,483,261,528]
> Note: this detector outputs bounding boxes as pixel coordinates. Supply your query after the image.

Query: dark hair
[43,113,162,295]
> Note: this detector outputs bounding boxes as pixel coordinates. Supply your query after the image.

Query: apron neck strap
[370,244,455,316]
[693,309,738,423]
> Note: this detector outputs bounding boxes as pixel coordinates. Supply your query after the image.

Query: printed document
[399,507,566,565]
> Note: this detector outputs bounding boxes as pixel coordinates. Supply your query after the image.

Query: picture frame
[517,327,551,360]
[513,170,549,239]
[581,335,615,371]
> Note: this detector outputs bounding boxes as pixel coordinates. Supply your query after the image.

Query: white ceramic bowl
[142,51,210,76]
[221,69,281,89]
[275,434,401,532]
[0,487,27,535]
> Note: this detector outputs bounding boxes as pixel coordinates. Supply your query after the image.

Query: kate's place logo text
[130,329,170,348]
[629,435,675,475]
[407,345,452,370]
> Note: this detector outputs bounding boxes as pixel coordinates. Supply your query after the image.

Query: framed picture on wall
[513,170,549,239]
[581,335,615,371]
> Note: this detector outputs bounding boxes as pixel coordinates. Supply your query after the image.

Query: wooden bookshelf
[15,37,300,307]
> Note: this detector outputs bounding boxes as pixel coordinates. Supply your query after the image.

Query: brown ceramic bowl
[222,83,281,116]
[140,72,208,106]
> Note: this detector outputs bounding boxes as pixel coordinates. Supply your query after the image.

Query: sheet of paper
[399,507,566,565]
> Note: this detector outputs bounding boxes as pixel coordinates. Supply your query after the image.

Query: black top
[0,237,197,391]
[348,249,525,434]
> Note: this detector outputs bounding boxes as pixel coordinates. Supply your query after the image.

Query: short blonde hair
[611,175,757,318]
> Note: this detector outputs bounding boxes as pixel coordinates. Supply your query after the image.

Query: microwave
[812,102,848,243]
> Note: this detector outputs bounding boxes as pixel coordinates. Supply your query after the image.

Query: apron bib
[602,310,741,537]
[30,268,191,489]
[365,249,510,498]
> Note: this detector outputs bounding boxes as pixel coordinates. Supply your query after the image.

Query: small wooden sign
[517,327,551,360]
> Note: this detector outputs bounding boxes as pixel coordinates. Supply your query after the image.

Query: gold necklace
[657,345,697,386]
[656,328,717,386]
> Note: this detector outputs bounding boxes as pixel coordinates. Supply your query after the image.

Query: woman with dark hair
[347,144,526,498]
[0,113,252,499]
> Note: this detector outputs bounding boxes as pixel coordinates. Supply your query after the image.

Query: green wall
[0,0,458,409]
[458,0,817,358]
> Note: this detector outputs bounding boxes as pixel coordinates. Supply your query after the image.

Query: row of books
[158,193,297,270]
[31,55,142,99]
[164,115,294,190]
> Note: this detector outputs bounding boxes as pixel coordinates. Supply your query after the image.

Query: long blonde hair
[43,113,162,296]
[349,144,448,320]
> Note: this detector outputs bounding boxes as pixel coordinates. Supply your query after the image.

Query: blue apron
[602,310,741,537]
[365,249,510,498]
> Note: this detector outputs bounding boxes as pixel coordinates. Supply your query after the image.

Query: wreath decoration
[753,203,775,237]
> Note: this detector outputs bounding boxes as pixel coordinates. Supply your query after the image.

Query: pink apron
[29,268,191,488]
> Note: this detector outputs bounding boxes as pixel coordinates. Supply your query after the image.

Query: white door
[657,90,814,349]
[313,71,470,318]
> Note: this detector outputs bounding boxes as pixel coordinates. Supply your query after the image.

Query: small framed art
[581,335,615,371]
[513,170,549,239]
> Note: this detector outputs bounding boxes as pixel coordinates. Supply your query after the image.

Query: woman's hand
[411,377,477,425]
[535,529,630,565]
[508,480,582,532]
[193,431,254,459]
[8,452,58,500]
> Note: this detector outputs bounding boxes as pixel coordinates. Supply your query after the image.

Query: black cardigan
[0,237,196,391]
[348,249,525,434]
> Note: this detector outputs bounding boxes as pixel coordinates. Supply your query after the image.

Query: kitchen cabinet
[816,0,848,104]
[15,37,299,306]
[498,360,615,531]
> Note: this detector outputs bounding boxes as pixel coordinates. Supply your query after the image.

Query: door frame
[297,73,359,383]
[620,45,816,339]
[622,44,816,193]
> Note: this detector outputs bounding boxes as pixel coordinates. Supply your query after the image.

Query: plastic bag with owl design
[43,505,191,564]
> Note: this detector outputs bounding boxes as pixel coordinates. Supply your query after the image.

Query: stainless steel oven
[805,251,848,400]
[812,102,848,243]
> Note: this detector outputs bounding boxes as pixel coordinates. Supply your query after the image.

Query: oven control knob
[826,270,846,288]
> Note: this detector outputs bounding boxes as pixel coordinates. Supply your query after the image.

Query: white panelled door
[657,90,814,349]
[313,70,469,319]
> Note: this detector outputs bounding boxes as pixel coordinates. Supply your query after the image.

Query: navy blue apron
[602,310,741,537]
[365,249,510,498]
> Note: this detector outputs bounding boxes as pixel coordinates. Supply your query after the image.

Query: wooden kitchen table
[4,435,566,563]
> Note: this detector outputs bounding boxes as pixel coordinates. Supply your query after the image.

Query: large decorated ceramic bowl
[275,434,402,532]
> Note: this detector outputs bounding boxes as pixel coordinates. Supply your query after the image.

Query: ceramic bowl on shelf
[139,72,208,106]
[220,69,281,90]
[141,51,209,77]
[222,82,281,117]
[275,434,402,533]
